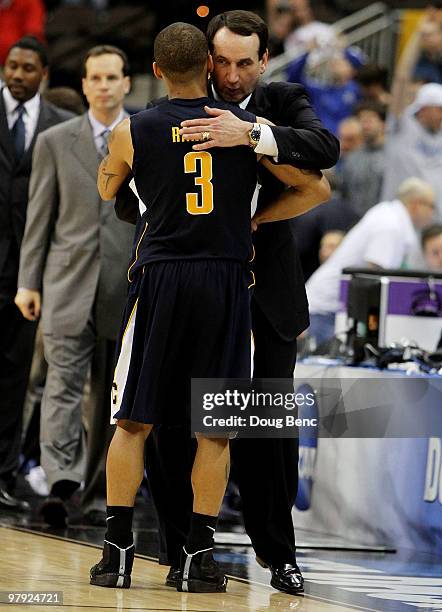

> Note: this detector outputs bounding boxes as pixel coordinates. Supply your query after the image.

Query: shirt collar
[88,109,126,139]
[2,86,40,117]
[211,83,252,110]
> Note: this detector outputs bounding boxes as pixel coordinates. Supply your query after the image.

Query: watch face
[251,126,261,141]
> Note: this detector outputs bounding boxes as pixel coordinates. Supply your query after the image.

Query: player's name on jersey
[171,127,204,143]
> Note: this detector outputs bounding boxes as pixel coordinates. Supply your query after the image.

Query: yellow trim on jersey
[249,245,256,263]
[112,297,139,388]
[127,222,148,283]
[248,271,256,289]
[121,298,139,345]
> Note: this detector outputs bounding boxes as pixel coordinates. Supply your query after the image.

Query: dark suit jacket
[115,81,340,339]
[0,89,73,299]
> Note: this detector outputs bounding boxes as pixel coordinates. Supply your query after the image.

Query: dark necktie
[11,104,26,159]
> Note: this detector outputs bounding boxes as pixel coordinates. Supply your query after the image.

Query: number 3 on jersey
[184,151,214,215]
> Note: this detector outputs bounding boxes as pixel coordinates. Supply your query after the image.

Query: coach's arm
[255,159,331,228]
[179,83,340,169]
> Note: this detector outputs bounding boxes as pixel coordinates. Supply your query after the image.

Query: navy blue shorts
[111,259,252,425]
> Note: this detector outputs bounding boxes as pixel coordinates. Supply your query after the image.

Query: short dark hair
[154,23,208,82]
[355,100,387,122]
[207,10,268,60]
[83,45,130,77]
[356,64,388,89]
[44,87,85,115]
[7,36,48,68]
[422,224,442,249]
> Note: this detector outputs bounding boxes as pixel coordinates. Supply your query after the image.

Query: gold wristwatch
[248,123,261,149]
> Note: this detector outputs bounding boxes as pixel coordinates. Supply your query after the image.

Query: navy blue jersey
[129,96,258,271]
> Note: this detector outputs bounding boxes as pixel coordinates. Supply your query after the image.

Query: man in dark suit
[0,37,73,511]
[116,10,339,595]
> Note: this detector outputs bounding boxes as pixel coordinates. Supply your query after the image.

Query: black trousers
[145,298,299,567]
[0,298,37,490]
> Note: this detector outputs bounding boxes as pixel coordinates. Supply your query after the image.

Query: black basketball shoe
[177,547,227,593]
[90,540,134,588]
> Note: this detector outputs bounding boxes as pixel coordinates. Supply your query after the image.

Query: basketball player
[90,22,329,593]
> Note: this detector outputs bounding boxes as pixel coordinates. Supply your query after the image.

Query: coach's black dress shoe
[257,557,304,595]
[165,566,181,587]
[0,488,30,512]
[269,563,304,595]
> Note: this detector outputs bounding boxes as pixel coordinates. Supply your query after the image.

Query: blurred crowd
[0,1,441,520]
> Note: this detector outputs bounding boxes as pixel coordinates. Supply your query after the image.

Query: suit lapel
[71,113,100,181]
[0,88,16,164]
[246,85,271,118]
[27,98,51,153]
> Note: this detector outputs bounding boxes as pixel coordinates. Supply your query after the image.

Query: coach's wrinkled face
[211,27,268,104]
[82,53,130,114]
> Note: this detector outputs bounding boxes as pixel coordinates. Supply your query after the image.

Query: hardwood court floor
[1,526,362,611]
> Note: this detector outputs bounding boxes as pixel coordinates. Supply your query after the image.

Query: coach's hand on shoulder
[15,289,41,321]
[180,106,253,151]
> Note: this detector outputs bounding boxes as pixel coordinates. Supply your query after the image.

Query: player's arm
[97,118,133,200]
[252,159,331,228]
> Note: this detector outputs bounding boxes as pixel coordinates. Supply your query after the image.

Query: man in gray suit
[0,37,73,512]
[15,45,135,526]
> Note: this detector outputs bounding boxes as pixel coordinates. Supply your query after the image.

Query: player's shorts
[111,259,252,426]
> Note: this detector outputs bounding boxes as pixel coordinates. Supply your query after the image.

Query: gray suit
[18,113,135,502]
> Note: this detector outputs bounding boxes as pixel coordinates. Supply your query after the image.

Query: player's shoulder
[130,106,160,126]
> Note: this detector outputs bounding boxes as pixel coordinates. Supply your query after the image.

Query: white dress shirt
[306,200,424,315]
[88,109,126,154]
[3,87,41,151]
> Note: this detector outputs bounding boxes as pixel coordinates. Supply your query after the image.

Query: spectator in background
[286,44,365,134]
[0,37,72,512]
[319,230,345,264]
[281,0,335,52]
[422,223,442,271]
[356,64,391,106]
[341,101,386,220]
[413,8,442,85]
[306,178,435,346]
[267,1,294,57]
[382,82,442,219]
[15,45,135,527]
[325,116,362,192]
[44,87,86,115]
[337,115,363,156]
[0,0,45,66]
